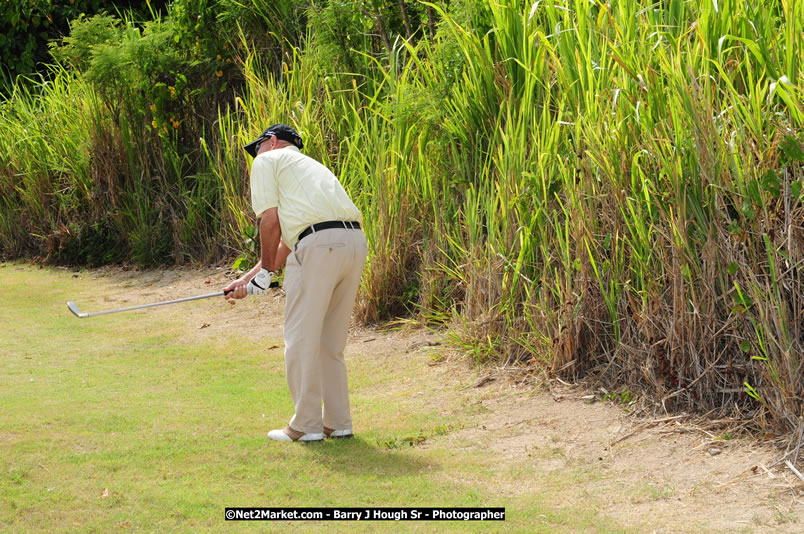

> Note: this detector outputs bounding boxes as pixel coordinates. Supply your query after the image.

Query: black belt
[297,220,361,243]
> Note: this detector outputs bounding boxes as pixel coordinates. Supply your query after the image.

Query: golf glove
[247,268,274,295]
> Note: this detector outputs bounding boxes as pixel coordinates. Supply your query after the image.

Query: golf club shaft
[76,291,227,317]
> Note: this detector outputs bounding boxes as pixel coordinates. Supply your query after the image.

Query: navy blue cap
[244,123,304,157]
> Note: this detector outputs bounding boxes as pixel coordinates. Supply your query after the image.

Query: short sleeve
[250,154,279,218]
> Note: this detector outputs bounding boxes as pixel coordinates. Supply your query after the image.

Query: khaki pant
[282,227,368,434]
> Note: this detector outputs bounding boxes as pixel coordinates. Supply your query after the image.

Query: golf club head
[66,301,86,318]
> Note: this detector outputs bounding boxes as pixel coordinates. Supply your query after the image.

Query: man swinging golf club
[224,123,367,442]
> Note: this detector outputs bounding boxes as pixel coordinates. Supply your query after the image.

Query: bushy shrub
[0,1,167,91]
[43,4,246,266]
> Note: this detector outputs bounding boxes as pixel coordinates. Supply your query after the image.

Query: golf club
[67,280,282,318]
[67,291,232,318]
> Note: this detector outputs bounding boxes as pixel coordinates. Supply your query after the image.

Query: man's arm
[261,207,292,271]
[224,207,283,299]
[259,207,282,271]
[274,240,292,271]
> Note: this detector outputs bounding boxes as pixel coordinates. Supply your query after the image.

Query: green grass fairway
[0,263,629,533]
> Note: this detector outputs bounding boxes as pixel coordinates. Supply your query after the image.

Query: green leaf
[741,199,755,220]
[791,180,802,201]
[727,262,739,275]
[739,340,751,353]
[744,382,761,401]
[760,171,780,198]
[231,255,248,271]
[781,135,804,162]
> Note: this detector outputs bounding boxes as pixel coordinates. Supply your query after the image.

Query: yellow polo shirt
[250,146,362,249]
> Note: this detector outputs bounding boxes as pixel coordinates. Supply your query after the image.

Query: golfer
[224,123,367,442]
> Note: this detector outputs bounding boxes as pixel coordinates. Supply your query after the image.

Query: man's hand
[247,268,274,295]
[223,278,248,300]
[223,267,275,300]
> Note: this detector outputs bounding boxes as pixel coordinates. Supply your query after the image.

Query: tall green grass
[1,0,802,431]
[0,68,91,257]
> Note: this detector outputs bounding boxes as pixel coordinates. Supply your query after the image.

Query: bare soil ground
[72,265,804,532]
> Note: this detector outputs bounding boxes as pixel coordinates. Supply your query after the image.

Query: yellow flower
[216,54,222,61]
[168,86,176,99]
[152,120,158,128]
[215,70,223,78]
[149,104,156,112]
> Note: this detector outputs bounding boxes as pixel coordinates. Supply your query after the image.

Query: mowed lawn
[0,263,628,533]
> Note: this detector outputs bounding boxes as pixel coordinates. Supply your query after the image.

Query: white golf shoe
[267,426,323,442]
[324,427,354,439]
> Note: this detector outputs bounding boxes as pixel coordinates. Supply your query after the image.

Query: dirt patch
[445,380,804,531]
[72,266,804,532]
